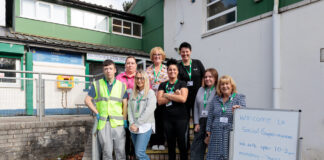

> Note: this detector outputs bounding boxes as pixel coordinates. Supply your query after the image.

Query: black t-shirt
[158,80,188,120]
[177,59,205,108]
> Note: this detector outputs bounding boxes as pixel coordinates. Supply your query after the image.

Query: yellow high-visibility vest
[94,78,126,130]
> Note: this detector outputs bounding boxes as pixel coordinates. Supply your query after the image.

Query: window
[71,9,108,32]
[113,18,142,38]
[21,0,67,24]
[206,0,237,31]
[0,57,20,87]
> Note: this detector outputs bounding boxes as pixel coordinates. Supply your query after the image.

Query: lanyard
[203,86,215,109]
[153,64,162,83]
[136,94,144,112]
[165,80,178,93]
[220,93,236,113]
[182,60,192,80]
[105,78,116,97]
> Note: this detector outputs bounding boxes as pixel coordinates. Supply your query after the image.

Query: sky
[79,0,132,11]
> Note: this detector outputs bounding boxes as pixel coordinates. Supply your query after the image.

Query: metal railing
[0,69,99,121]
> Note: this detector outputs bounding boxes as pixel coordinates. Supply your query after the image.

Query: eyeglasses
[153,53,162,57]
[135,77,145,81]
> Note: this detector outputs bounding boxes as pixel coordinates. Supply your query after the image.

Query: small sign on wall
[87,53,126,64]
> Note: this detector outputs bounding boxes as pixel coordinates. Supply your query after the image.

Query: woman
[128,70,156,160]
[205,75,246,160]
[116,56,137,160]
[157,59,189,160]
[117,56,137,96]
[190,68,218,160]
[177,42,205,122]
[146,47,168,150]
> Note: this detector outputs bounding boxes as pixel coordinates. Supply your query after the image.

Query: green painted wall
[238,0,303,22]
[0,42,24,54]
[130,0,164,53]
[14,0,142,50]
[25,52,33,115]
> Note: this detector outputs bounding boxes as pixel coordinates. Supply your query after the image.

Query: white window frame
[70,8,109,33]
[112,18,142,39]
[206,0,237,32]
[20,0,67,25]
[0,59,21,88]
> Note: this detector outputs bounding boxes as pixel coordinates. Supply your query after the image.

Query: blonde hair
[216,75,237,96]
[150,47,166,61]
[131,70,150,99]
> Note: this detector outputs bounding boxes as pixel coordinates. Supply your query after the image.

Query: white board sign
[87,53,126,64]
[233,108,300,160]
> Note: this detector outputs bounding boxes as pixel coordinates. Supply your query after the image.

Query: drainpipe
[273,0,281,109]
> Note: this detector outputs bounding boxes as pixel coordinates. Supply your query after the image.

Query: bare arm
[157,90,169,105]
[85,95,98,114]
[163,88,188,103]
[122,98,128,120]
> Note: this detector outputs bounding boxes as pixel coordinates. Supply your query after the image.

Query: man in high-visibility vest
[85,59,128,160]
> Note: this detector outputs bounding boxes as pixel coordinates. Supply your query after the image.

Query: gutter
[273,0,281,109]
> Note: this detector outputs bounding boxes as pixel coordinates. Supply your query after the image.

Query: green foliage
[123,0,133,12]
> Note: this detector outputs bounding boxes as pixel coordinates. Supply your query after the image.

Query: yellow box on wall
[57,75,74,89]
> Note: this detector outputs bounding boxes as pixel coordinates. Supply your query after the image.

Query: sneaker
[152,145,159,150]
[158,145,165,150]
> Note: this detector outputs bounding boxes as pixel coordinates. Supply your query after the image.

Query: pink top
[116,72,135,97]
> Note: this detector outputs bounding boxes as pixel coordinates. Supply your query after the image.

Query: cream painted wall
[33,61,88,109]
[164,0,324,159]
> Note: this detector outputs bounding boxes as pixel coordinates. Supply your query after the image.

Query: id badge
[187,81,193,86]
[220,117,228,123]
[152,84,159,90]
[135,112,139,118]
[166,101,172,107]
[201,110,208,116]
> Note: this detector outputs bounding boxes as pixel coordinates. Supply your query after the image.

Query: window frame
[70,8,109,33]
[112,18,142,39]
[206,0,237,32]
[20,0,67,25]
[0,56,21,88]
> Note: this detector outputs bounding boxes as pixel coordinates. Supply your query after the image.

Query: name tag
[187,81,193,86]
[152,84,159,90]
[201,110,208,116]
[220,117,228,123]
[135,112,139,118]
[166,101,172,107]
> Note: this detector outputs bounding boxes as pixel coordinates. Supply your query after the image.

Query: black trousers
[125,121,135,159]
[164,118,188,160]
[149,106,165,146]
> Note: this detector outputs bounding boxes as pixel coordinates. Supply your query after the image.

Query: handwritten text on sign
[233,109,300,160]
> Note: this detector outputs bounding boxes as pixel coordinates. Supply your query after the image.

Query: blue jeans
[131,129,152,160]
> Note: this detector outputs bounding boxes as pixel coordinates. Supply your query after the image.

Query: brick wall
[0,116,92,160]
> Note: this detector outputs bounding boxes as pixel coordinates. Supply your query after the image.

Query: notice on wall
[33,49,83,65]
[0,0,5,26]
[232,108,301,160]
[87,53,126,64]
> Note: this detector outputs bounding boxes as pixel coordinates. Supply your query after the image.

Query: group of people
[85,42,246,160]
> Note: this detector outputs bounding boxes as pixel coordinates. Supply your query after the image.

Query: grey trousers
[98,122,126,160]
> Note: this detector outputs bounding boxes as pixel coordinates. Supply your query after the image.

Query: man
[85,59,128,160]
